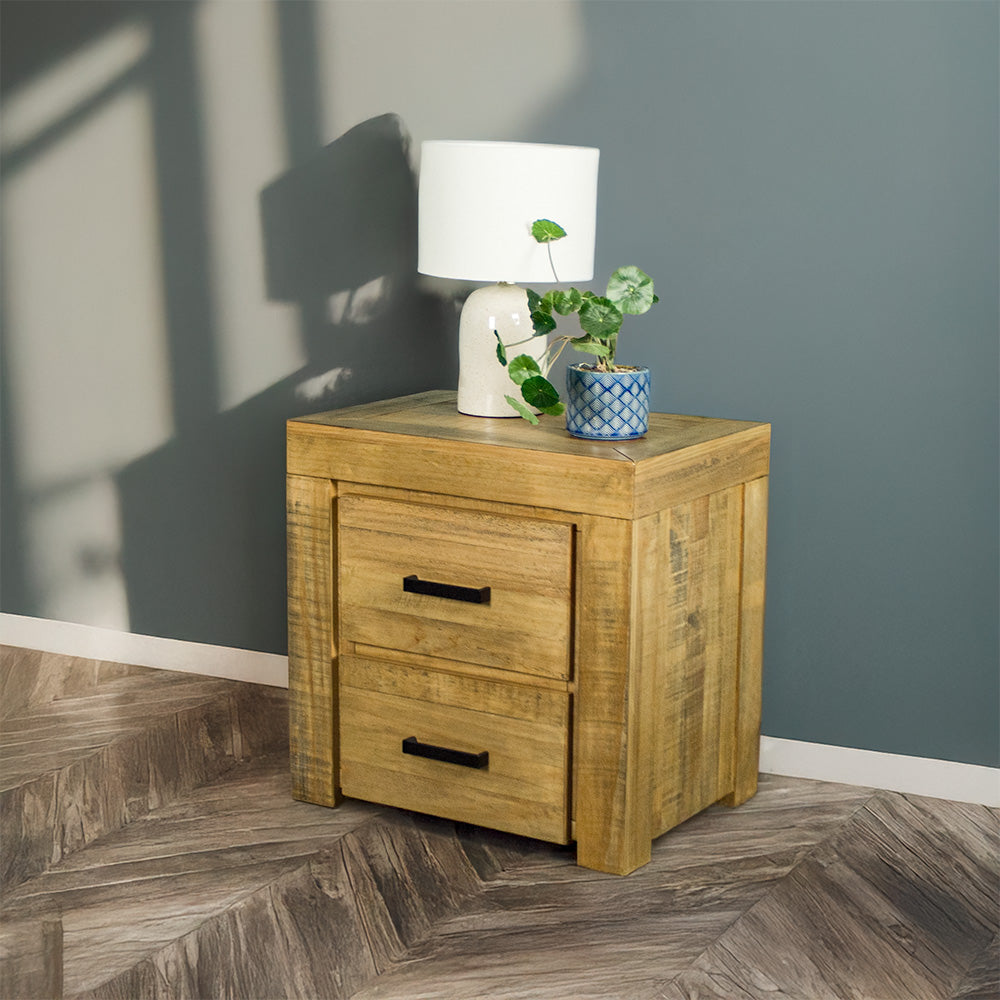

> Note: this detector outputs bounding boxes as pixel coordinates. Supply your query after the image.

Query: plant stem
[504,332,547,349]
[547,244,560,284]
[543,336,573,375]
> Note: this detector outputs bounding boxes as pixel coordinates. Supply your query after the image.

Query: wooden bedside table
[287,390,769,875]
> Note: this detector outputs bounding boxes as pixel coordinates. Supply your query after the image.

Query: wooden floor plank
[349,777,878,1000]
[3,644,996,1000]
[950,932,1000,1000]
[658,791,1000,1000]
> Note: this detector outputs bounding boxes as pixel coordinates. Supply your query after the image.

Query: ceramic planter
[565,364,650,440]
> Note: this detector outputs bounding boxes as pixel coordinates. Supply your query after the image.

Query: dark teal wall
[2,1,996,767]
[537,2,998,767]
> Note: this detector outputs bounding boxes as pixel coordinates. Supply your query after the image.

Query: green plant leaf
[531,219,567,243]
[508,354,542,386]
[527,289,545,314]
[521,374,560,410]
[538,400,565,416]
[551,288,583,315]
[569,336,612,358]
[493,330,507,366]
[578,296,623,339]
[505,394,539,424]
[530,310,557,336]
[606,266,656,315]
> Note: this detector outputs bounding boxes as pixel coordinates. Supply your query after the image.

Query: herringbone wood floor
[1,645,997,1000]
[372,780,999,1000]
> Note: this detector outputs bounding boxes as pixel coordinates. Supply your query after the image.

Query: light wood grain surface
[288,392,769,519]
[572,513,652,874]
[287,393,770,875]
[640,485,743,837]
[338,493,573,680]
[340,655,570,844]
[724,474,769,807]
[287,474,339,806]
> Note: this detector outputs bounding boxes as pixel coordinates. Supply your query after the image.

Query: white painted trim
[3,615,997,806]
[0,613,288,688]
[760,735,1000,808]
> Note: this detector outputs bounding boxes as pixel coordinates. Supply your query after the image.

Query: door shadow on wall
[117,114,455,655]
[0,0,156,621]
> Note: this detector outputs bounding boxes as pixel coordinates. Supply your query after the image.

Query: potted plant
[496,220,658,440]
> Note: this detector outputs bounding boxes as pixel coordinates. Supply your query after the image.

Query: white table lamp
[418,140,599,417]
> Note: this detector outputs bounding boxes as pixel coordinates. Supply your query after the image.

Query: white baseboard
[0,613,287,688]
[760,735,999,808]
[2,613,996,806]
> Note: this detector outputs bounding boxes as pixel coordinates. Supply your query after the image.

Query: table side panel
[638,485,744,837]
[287,474,339,806]
[573,514,652,875]
[723,474,769,806]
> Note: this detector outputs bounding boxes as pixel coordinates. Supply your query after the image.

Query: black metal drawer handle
[402,574,490,604]
[402,736,489,770]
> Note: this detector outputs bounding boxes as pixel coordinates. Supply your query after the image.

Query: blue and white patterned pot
[565,364,651,440]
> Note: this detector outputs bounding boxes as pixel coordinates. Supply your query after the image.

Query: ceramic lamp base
[457,283,547,417]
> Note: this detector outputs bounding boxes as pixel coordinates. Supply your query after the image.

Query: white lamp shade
[418,140,599,284]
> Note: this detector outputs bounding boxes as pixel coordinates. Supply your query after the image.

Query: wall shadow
[2,0,455,654]
[118,114,454,655]
[0,0,148,619]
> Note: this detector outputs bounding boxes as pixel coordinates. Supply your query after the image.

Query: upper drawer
[338,494,573,681]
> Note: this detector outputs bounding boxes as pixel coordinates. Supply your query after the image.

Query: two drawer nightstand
[287,391,769,875]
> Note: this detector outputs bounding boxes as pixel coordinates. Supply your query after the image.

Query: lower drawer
[339,655,571,844]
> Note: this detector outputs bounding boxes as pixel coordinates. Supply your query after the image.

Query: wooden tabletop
[288,391,770,519]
